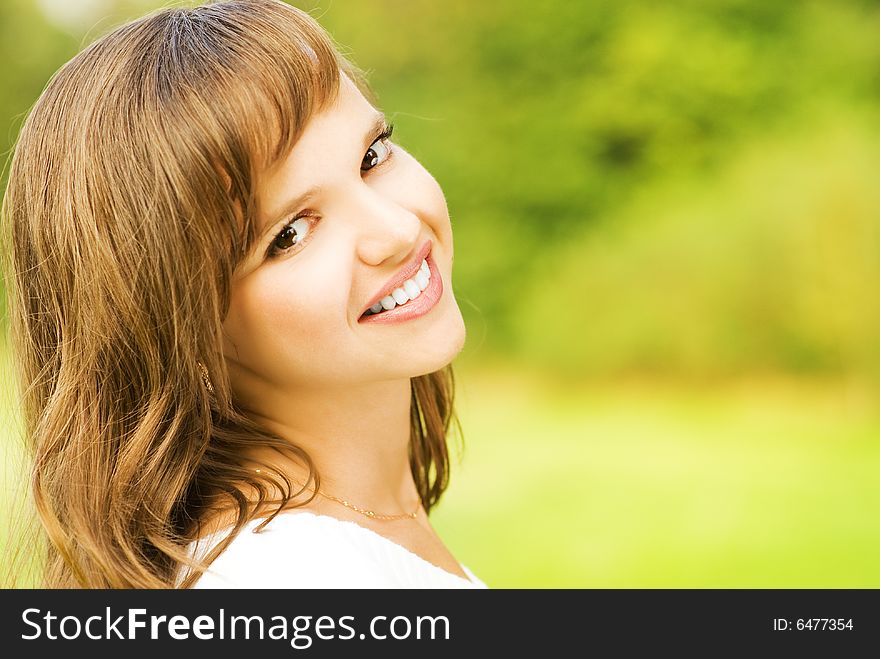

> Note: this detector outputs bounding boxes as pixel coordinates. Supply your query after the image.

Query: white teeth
[403,279,420,300]
[365,258,434,316]
[391,288,409,305]
[414,270,428,291]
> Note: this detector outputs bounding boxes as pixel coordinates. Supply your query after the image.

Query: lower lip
[358,252,443,324]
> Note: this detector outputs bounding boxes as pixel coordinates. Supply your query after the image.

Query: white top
[186,511,488,589]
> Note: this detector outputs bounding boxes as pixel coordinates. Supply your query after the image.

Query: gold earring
[197,361,215,395]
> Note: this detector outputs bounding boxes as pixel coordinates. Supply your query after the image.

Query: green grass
[432,362,880,588]
[0,350,37,587]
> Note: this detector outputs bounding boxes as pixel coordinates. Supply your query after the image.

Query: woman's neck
[235,376,419,516]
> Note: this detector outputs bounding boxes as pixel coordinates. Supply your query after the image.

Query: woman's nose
[349,185,421,267]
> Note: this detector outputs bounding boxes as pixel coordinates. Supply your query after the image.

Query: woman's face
[222,74,466,402]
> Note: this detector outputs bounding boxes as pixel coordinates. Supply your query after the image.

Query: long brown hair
[1,0,461,588]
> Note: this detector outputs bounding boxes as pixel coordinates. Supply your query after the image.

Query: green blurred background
[2,0,879,587]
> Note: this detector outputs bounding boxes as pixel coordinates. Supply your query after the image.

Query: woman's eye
[361,137,392,172]
[269,216,312,257]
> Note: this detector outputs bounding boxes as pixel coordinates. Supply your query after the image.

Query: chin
[409,300,467,377]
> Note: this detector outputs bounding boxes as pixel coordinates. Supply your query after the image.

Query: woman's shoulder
[188,512,392,588]
[187,511,488,589]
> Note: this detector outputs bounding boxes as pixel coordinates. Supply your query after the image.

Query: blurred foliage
[0,1,72,160]
[1,0,879,380]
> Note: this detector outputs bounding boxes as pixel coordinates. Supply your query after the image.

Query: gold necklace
[255,469,420,521]
[321,492,420,520]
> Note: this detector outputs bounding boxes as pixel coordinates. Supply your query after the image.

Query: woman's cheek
[391,152,452,239]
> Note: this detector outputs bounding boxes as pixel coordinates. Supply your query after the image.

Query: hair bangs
[158,1,346,261]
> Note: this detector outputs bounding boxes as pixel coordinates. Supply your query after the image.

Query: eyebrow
[255,113,390,242]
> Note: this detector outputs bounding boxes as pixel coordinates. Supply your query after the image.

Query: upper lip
[360,239,432,317]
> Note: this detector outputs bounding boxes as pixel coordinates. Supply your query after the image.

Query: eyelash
[266,125,396,259]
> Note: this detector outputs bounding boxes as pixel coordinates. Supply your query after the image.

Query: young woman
[2,0,486,588]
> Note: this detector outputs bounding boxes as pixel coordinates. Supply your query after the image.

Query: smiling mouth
[360,257,432,318]
[358,240,433,319]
